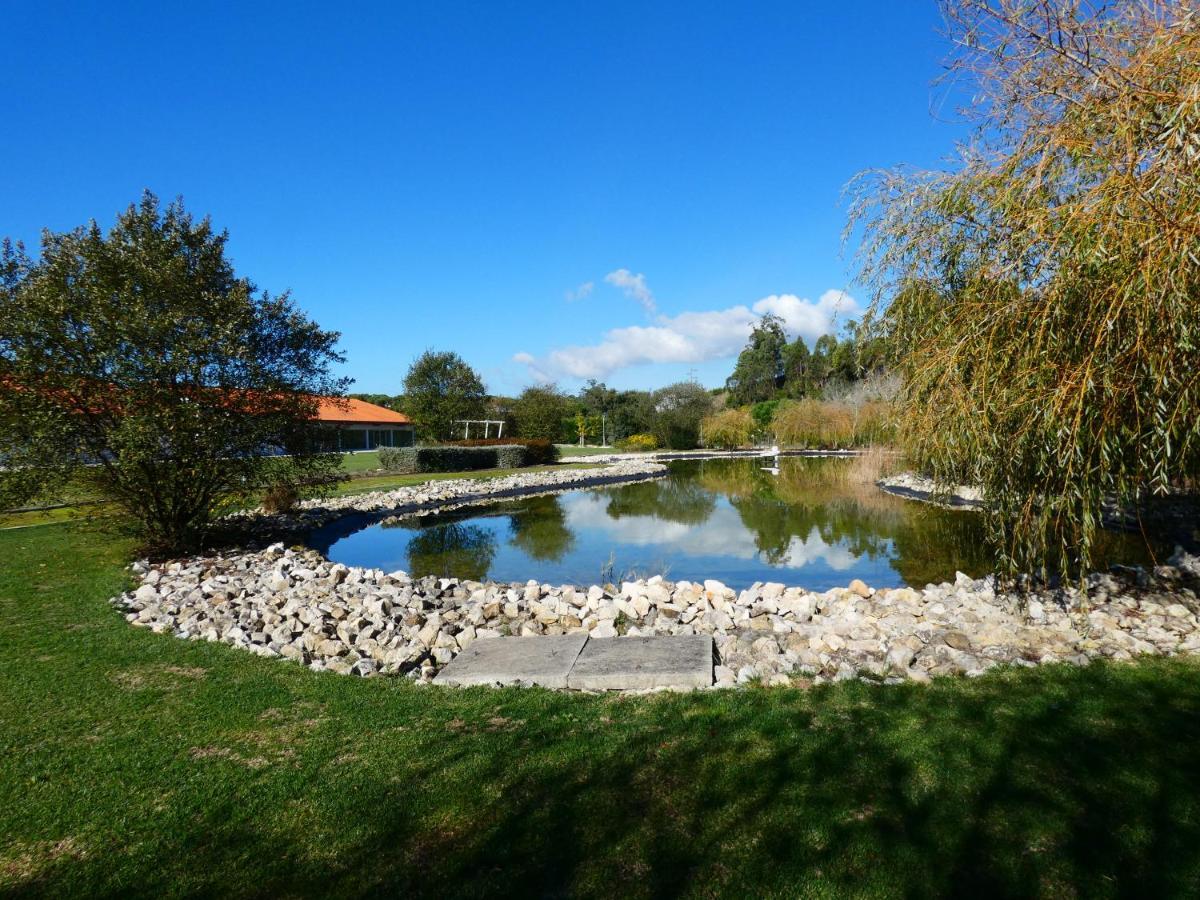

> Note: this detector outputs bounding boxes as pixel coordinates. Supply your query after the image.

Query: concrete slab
[567,635,713,691]
[434,634,588,688]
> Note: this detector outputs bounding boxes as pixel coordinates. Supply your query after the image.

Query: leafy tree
[652,381,714,449]
[849,0,1200,578]
[348,392,403,410]
[402,350,487,442]
[781,338,813,398]
[750,399,782,440]
[0,193,348,552]
[607,390,656,441]
[725,314,787,406]
[512,384,568,442]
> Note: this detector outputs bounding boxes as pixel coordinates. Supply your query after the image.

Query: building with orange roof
[314,397,415,451]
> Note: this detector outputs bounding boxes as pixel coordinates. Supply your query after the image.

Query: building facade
[315,397,414,450]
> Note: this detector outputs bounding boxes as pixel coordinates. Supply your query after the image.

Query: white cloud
[565,281,594,302]
[604,269,657,315]
[514,288,859,381]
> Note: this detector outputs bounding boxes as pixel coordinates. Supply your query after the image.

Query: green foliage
[451,438,560,466]
[616,433,658,452]
[606,390,657,442]
[701,408,755,449]
[508,495,576,562]
[0,193,347,553]
[849,0,1200,578]
[725,314,787,405]
[651,381,714,450]
[377,445,531,474]
[401,350,487,442]
[512,384,568,441]
[376,447,416,472]
[750,399,782,437]
[348,392,404,410]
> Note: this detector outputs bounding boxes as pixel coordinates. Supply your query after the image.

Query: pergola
[454,419,506,439]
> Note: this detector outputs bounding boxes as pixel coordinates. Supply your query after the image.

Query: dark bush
[450,438,560,466]
[378,445,536,474]
[495,445,526,469]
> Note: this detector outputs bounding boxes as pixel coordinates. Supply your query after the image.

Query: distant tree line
[723,313,887,407]
[377,352,719,450]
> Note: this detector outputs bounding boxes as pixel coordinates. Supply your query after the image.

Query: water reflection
[313,458,1156,590]
[400,521,497,581]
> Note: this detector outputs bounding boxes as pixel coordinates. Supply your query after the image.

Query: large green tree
[0,193,348,552]
[850,0,1200,578]
[652,381,714,450]
[725,314,787,406]
[401,350,487,442]
[512,384,568,442]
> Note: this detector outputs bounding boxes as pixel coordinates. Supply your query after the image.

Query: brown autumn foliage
[849,0,1200,578]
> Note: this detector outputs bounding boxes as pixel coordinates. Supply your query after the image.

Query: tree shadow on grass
[22,660,1200,899]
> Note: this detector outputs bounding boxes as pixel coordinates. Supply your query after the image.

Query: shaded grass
[2,525,1200,897]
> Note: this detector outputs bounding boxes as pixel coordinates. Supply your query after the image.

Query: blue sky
[2,1,965,395]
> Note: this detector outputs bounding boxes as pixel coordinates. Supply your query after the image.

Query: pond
[309,457,1159,591]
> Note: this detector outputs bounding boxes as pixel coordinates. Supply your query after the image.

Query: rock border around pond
[109,456,1200,690]
[113,535,1200,689]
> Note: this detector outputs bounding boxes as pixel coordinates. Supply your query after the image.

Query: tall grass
[772,399,895,449]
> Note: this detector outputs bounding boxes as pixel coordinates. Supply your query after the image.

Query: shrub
[616,433,658,452]
[377,445,533,474]
[774,400,857,449]
[378,447,418,473]
[495,445,526,469]
[449,438,560,466]
[701,408,755,449]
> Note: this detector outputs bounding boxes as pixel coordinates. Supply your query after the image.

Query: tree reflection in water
[507,496,576,562]
[326,456,1156,588]
[395,520,497,581]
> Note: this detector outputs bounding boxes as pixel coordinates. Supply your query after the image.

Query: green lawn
[1,460,604,529]
[556,445,619,457]
[338,450,386,473]
[3,532,1200,897]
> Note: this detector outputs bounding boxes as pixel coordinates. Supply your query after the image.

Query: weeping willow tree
[849,0,1200,579]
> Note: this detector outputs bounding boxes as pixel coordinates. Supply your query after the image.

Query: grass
[3,525,1200,897]
[338,450,387,474]
[0,460,606,529]
[556,445,618,457]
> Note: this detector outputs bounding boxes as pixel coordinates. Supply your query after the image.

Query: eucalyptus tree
[849,0,1200,578]
[0,193,348,552]
[725,314,788,405]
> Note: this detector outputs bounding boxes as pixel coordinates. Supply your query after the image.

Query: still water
[309,457,1156,591]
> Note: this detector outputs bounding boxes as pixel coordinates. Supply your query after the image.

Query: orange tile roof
[314,397,411,425]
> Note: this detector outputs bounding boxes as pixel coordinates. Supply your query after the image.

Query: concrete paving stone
[434,633,588,688]
[567,634,714,690]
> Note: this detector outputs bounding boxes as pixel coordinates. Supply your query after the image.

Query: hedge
[449,438,561,466]
[377,445,534,474]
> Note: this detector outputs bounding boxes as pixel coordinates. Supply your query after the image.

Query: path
[434,634,714,690]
